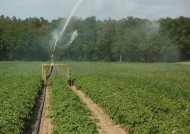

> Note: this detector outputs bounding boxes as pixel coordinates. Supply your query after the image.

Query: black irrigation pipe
[32,85,46,134]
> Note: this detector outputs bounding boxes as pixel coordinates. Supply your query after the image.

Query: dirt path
[39,87,52,134]
[71,85,127,134]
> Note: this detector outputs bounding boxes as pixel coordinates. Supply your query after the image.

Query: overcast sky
[0,0,190,21]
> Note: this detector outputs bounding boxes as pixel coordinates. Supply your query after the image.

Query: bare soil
[71,85,127,134]
[38,87,52,134]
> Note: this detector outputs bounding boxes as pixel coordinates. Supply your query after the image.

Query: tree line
[0,15,190,62]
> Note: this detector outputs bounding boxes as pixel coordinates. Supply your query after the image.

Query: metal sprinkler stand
[42,64,73,86]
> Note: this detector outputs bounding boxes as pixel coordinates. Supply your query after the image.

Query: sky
[0,0,190,21]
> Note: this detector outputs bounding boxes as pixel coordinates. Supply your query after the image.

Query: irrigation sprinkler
[40,0,82,87]
[33,1,82,133]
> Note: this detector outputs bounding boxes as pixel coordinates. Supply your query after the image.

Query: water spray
[44,0,83,82]
[51,0,83,64]
[66,30,78,46]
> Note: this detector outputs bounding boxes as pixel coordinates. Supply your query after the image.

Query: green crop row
[73,62,190,134]
[0,61,42,134]
[1,61,190,134]
[49,75,98,134]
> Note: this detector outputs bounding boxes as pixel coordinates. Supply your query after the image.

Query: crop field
[0,61,190,134]
[0,61,42,134]
[50,75,97,134]
[70,62,190,133]
[0,61,98,134]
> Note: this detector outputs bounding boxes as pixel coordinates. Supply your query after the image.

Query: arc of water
[52,0,83,58]
[66,30,78,46]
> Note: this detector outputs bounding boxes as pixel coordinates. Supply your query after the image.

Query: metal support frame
[42,64,71,85]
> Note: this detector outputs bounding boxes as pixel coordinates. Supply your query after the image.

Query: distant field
[0,61,190,133]
[178,62,190,65]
